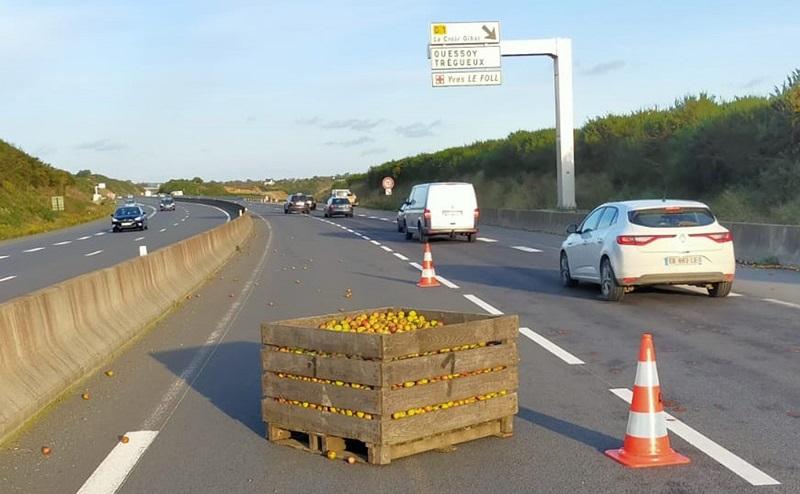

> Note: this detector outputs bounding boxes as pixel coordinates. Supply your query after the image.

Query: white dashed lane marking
[22,247,45,253]
[463,294,503,315]
[610,388,779,486]
[52,241,72,246]
[477,237,498,243]
[94,232,106,236]
[380,246,393,252]
[393,253,409,261]
[159,228,167,233]
[0,255,9,260]
[0,275,17,283]
[519,327,584,365]
[76,430,159,494]
[762,298,800,310]
[85,250,103,257]
[511,246,543,253]
[134,236,145,241]
[370,240,381,246]
[77,236,91,240]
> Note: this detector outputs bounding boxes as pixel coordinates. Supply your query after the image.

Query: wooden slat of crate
[387,419,505,463]
[382,367,518,414]
[382,314,519,359]
[261,349,382,386]
[383,392,518,444]
[262,374,381,415]
[261,323,382,359]
[383,342,517,386]
[262,398,381,444]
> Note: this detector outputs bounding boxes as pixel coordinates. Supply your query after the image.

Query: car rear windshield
[332,198,349,205]
[628,207,715,228]
[116,207,140,216]
[292,195,307,202]
[161,198,173,203]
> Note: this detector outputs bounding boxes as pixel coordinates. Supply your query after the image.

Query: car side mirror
[566,224,579,234]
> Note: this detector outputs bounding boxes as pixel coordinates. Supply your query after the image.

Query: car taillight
[474,208,480,219]
[423,208,431,219]
[616,234,675,246]
[690,232,733,243]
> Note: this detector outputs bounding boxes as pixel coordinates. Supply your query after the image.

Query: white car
[560,200,735,301]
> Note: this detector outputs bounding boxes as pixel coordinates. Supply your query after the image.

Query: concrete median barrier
[0,205,254,444]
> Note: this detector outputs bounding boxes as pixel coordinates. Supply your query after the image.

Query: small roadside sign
[432,70,501,87]
[430,22,500,45]
[430,45,501,70]
[381,177,395,190]
[51,196,64,211]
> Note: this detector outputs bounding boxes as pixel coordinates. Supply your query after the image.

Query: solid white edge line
[370,240,381,245]
[609,388,779,486]
[519,327,584,365]
[762,298,800,310]
[380,246,393,252]
[76,430,159,494]
[511,246,543,253]
[0,275,16,282]
[85,250,103,257]
[393,253,409,261]
[463,294,504,315]
[362,236,371,240]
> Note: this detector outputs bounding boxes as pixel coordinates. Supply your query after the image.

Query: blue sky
[1,0,798,182]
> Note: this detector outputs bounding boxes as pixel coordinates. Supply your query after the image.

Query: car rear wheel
[418,222,428,243]
[708,281,732,298]
[404,221,413,240]
[560,252,578,287]
[600,258,624,302]
[397,221,403,233]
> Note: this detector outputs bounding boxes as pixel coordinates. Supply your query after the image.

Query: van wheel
[418,222,427,243]
[600,258,624,302]
[560,252,578,287]
[467,233,476,243]
[708,281,732,298]
[397,221,403,233]
[404,221,413,240]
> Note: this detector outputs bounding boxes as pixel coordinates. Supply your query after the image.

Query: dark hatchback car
[112,206,148,232]
[284,194,310,214]
[324,197,353,218]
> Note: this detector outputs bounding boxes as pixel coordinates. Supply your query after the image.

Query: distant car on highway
[284,194,310,214]
[324,197,354,218]
[559,200,735,301]
[400,182,479,243]
[331,188,358,206]
[124,197,136,206]
[112,205,148,232]
[305,195,317,211]
[159,197,176,211]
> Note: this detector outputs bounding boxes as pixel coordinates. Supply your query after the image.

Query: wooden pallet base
[266,415,513,465]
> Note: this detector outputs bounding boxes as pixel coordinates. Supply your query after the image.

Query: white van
[399,182,479,242]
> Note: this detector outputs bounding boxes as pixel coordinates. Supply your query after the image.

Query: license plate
[665,255,702,266]
[443,210,462,216]
[122,222,133,226]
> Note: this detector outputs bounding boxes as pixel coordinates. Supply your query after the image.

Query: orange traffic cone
[416,243,441,287]
[605,333,690,468]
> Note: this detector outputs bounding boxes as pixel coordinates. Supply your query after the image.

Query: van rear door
[427,184,477,231]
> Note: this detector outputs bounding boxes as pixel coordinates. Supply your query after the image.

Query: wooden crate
[261,307,519,464]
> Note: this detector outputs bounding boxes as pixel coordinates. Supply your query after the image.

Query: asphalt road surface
[0,198,230,303]
[1,202,798,493]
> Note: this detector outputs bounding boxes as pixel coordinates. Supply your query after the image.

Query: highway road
[0,198,231,303]
[1,202,798,493]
